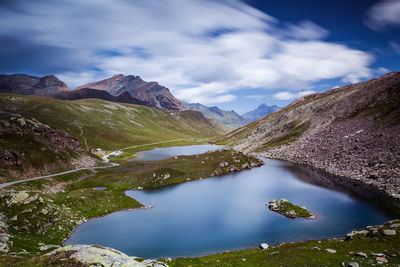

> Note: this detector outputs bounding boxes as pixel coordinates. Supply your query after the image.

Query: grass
[167,222,400,266]
[268,199,314,219]
[0,149,262,256]
[67,149,263,190]
[0,94,224,181]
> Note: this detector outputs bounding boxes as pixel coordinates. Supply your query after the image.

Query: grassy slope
[0,94,224,180]
[0,94,223,150]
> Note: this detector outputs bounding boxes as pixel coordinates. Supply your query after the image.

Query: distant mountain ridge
[54,88,150,106]
[77,74,186,111]
[242,103,280,123]
[184,102,246,130]
[0,74,70,95]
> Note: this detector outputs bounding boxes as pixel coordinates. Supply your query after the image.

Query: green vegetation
[0,149,262,257]
[268,199,314,219]
[64,149,263,190]
[0,94,224,181]
[167,221,400,266]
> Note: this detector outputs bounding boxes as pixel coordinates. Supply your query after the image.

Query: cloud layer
[0,0,375,104]
[366,0,400,31]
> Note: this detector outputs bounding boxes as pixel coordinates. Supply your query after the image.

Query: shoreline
[256,154,400,209]
[61,205,154,246]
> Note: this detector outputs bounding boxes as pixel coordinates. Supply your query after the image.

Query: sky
[0,0,399,114]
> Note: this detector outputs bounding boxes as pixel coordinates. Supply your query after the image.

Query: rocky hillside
[77,74,186,111]
[216,72,400,200]
[0,74,70,95]
[0,94,223,181]
[242,103,280,123]
[54,87,150,106]
[184,102,246,130]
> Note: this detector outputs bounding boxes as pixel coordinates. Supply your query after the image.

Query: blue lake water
[65,146,399,259]
[128,144,223,161]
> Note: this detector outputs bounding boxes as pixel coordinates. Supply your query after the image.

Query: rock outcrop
[0,74,70,95]
[54,88,150,107]
[43,245,168,267]
[77,74,186,111]
[217,72,400,200]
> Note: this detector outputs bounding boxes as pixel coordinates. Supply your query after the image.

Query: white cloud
[390,41,400,53]
[365,0,400,31]
[273,90,316,100]
[285,20,329,40]
[0,0,375,105]
[245,95,268,100]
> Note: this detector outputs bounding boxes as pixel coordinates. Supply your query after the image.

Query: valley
[0,72,399,266]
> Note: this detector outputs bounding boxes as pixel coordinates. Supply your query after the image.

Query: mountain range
[0,73,185,111]
[76,74,186,111]
[0,73,281,129]
[0,74,70,95]
[242,103,280,123]
[184,102,280,129]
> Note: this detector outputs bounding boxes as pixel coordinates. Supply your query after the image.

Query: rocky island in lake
[268,199,315,219]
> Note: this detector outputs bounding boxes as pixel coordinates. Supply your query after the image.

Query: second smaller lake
[129,144,223,161]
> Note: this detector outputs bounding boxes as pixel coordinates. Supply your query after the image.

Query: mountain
[54,88,150,106]
[216,72,400,200]
[76,74,186,111]
[0,94,223,181]
[184,102,247,130]
[242,103,280,122]
[0,74,70,95]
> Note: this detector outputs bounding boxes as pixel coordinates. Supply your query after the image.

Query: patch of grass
[79,149,263,190]
[268,199,314,219]
[167,223,400,266]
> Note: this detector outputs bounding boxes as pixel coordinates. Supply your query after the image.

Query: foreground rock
[268,199,315,219]
[42,244,167,267]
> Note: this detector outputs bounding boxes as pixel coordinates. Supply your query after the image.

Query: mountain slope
[0,74,70,95]
[216,72,400,199]
[77,74,186,111]
[184,102,246,130]
[54,88,150,106]
[242,103,280,123]
[0,94,223,182]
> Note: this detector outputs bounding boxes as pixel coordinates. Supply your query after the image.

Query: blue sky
[0,0,399,114]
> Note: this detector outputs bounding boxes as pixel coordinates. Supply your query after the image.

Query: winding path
[0,139,184,189]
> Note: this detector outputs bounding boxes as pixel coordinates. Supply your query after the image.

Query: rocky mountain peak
[0,74,70,95]
[76,74,186,111]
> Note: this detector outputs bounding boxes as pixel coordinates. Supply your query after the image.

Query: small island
[267,199,315,219]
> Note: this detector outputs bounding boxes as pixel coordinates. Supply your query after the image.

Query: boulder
[325,249,336,254]
[43,245,167,267]
[376,257,388,263]
[355,252,367,258]
[381,229,396,236]
[259,243,269,250]
[7,191,29,205]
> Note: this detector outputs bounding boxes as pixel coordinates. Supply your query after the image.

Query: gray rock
[381,229,396,236]
[325,249,336,254]
[348,263,359,267]
[259,243,269,250]
[371,253,386,257]
[355,252,367,258]
[43,245,167,267]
